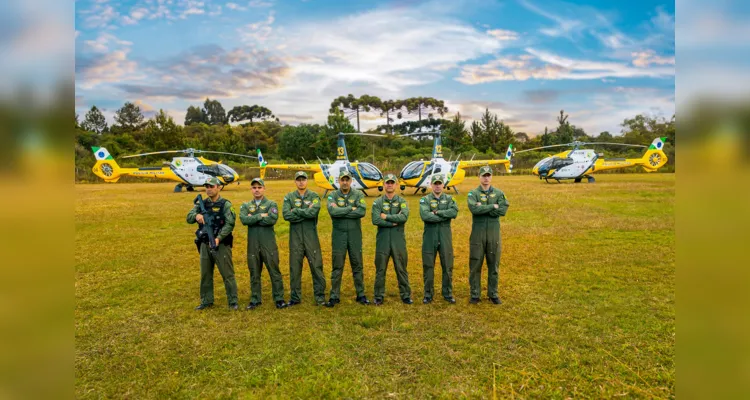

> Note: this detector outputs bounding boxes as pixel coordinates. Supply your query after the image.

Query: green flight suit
[240,197,284,303]
[371,194,411,301]
[326,189,367,300]
[187,196,239,306]
[467,186,510,299]
[419,192,458,300]
[282,190,326,303]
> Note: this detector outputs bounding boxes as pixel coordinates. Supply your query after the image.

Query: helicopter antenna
[470,153,476,161]
[302,157,308,165]
[327,157,332,164]
[317,156,324,165]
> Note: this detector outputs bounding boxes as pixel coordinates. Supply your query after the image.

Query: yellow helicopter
[90,147,257,192]
[255,132,384,196]
[397,131,512,194]
[511,137,669,183]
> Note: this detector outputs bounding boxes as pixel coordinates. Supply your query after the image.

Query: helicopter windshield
[535,157,573,174]
[401,161,424,180]
[533,157,552,171]
[357,163,382,180]
[218,164,236,182]
[198,164,236,182]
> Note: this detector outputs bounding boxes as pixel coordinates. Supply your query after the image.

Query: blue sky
[75,0,675,135]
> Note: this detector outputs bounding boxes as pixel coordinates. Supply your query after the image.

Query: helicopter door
[357,163,382,181]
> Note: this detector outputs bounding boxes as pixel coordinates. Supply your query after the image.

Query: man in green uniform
[240,178,287,310]
[282,171,327,306]
[419,174,458,304]
[187,177,239,310]
[467,166,510,305]
[371,173,412,305]
[325,168,369,307]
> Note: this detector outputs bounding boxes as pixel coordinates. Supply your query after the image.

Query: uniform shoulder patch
[360,198,366,204]
[271,207,278,214]
[468,192,474,197]
[401,202,407,208]
[420,198,425,203]
[313,198,319,204]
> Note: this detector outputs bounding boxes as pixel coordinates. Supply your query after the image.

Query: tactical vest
[195,198,234,247]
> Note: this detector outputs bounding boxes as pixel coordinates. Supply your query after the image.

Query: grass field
[75,174,675,398]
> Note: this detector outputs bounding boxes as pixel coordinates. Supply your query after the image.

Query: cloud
[226,2,246,11]
[77,50,140,89]
[122,7,149,25]
[248,0,273,7]
[486,29,518,41]
[523,89,560,104]
[84,33,133,53]
[631,50,675,67]
[518,0,584,39]
[457,48,674,84]
[117,84,232,100]
[280,7,503,92]
[113,44,291,100]
[180,0,206,19]
[81,4,119,29]
[133,99,155,113]
[276,113,314,121]
[239,11,275,42]
[448,86,674,136]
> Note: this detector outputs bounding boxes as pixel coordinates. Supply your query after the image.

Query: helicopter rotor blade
[513,142,647,155]
[121,150,186,158]
[341,132,388,138]
[195,150,258,159]
[581,142,648,148]
[512,144,576,154]
[399,130,443,138]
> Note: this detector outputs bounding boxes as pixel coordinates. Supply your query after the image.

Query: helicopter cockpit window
[422,164,434,177]
[358,163,382,180]
[549,158,574,169]
[348,165,359,179]
[401,162,424,180]
[197,165,220,176]
[217,164,235,176]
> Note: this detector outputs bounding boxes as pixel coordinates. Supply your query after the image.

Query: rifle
[193,195,218,254]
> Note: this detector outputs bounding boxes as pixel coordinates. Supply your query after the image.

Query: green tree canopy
[81,105,108,134]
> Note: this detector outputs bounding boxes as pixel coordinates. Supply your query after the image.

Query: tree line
[75,96,676,181]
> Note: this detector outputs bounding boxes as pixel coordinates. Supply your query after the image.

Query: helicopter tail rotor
[638,137,668,172]
[91,147,123,182]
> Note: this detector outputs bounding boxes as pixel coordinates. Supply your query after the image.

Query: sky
[74,0,675,136]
